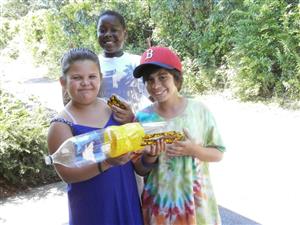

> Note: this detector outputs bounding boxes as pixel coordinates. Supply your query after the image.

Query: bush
[228,0,300,101]
[148,0,231,91]
[147,0,300,102]
[23,3,100,79]
[106,1,153,54]
[22,0,153,79]
[5,0,300,103]
[181,57,211,96]
[0,88,59,191]
[0,18,19,50]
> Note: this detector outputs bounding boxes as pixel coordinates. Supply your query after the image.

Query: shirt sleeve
[204,108,226,152]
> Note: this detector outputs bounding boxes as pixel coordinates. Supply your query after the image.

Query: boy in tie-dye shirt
[133,46,225,225]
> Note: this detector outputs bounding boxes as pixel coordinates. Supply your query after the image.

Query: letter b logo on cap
[145,49,153,60]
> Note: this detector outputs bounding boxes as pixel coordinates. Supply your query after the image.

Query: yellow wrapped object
[104,122,145,157]
[45,121,175,168]
[141,131,184,146]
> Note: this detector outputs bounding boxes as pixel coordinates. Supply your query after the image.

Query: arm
[167,142,223,162]
[166,128,223,162]
[133,139,165,176]
[47,122,112,183]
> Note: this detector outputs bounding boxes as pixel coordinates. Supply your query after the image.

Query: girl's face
[97,14,126,57]
[145,68,179,103]
[62,60,101,104]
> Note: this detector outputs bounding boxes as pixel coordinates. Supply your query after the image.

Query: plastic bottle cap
[44,155,53,165]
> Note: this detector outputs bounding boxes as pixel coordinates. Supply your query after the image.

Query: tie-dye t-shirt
[136,98,225,225]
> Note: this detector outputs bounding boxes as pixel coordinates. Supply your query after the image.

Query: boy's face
[145,68,179,103]
[97,15,126,57]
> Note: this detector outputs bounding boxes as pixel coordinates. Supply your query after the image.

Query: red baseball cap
[133,46,182,78]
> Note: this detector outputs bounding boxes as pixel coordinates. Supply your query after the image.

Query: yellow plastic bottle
[104,122,145,157]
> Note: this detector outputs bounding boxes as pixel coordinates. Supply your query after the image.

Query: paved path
[1,53,300,224]
[0,181,260,225]
[0,182,68,225]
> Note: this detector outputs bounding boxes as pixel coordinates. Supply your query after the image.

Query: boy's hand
[166,128,199,157]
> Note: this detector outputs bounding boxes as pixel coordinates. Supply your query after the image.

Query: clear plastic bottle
[45,122,167,168]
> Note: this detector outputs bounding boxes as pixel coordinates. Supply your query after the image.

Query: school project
[45,122,184,168]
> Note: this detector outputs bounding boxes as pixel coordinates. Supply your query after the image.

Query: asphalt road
[0,181,260,225]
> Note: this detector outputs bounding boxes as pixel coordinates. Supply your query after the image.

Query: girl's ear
[60,76,66,88]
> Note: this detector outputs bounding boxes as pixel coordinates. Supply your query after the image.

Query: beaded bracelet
[141,154,158,169]
[97,162,103,173]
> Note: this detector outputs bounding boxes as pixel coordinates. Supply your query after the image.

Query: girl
[133,46,226,225]
[47,48,143,225]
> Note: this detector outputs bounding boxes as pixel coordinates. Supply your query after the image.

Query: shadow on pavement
[0,182,65,205]
[219,206,261,225]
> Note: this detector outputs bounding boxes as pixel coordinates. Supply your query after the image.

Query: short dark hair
[142,65,183,92]
[61,48,101,78]
[97,10,126,30]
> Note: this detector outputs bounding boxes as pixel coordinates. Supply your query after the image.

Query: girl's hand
[133,139,165,176]
[141,139,165,166]
[166,128,199,157]
[106,153,131,166]
[144,138,166,157]
[111,101,134,124]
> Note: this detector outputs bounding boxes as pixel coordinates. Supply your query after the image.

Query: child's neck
[104,50,124,58]
[66,99,110,128]
[68,100,98,114]
[155,96,186,119]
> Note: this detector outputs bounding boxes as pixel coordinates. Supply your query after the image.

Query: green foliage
[0,0,70,19]
[196,1,242,79]
[149,0,229,90]
[106,1,153,54]
[0,18,19,50]
[58,2,99,50]
[23,10,50,63]
[147,0,300,101]
[0,88,59,188]
[0,0,31,19]
[22,0,152,78]
[181,57,211,96]
[3,0,300,102]
[149,0,213,56]
[228,0,300,101]
[23,2,101,78]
